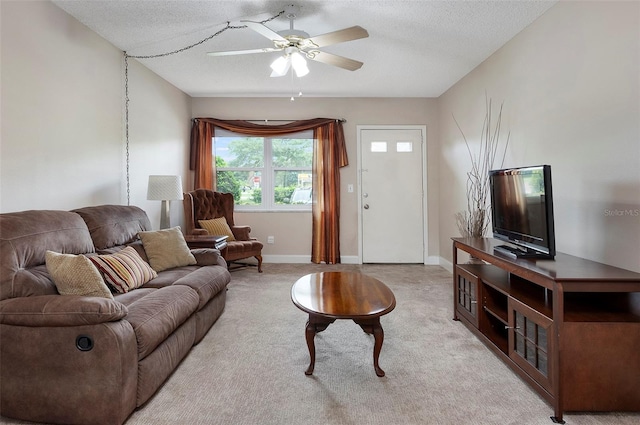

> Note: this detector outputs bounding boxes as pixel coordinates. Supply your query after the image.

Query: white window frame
[214,129,313,211]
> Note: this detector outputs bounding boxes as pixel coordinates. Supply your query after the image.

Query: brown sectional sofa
[0,205,231,425]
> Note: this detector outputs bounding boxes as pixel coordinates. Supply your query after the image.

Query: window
[214,128,313,210]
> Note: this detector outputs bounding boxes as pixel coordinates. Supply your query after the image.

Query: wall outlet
[347,184,354,193]
[267,236,275,244]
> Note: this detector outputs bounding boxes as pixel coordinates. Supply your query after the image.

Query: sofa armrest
[231,225,251,241]
[191,248,226,268]
[192,228,209,236]
[0,295,128,327]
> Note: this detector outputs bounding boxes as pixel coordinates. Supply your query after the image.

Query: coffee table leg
[355,317,386,377]
[304,314,335,375]
[372,324,385,377]
[304,318,316,375]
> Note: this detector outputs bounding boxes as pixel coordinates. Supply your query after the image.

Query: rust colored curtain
[189,120,215,190]
[311,121,348,264]
[189,118,348,264]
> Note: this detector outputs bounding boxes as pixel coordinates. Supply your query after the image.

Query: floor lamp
[147,175,183,229]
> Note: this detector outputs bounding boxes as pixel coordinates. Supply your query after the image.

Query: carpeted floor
[2,263,638,425]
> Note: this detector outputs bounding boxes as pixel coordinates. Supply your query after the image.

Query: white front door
[359,127,426,263]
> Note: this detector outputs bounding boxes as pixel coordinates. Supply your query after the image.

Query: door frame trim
[356,125,429,264]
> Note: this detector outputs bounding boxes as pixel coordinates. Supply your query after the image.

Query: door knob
[364,204,370,209]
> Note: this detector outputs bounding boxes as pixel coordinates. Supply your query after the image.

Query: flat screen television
[489,165,556,259]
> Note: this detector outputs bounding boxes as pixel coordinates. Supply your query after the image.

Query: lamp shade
[147,175,184,201]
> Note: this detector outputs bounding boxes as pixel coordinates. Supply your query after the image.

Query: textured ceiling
[52,0,556,98]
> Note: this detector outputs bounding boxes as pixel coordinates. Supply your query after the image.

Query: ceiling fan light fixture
[270,55,291,77]
[270,51,309,78]
[291,51,309,77]
[209,13,368,77]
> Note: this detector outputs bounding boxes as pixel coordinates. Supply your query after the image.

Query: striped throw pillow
[198,217,235,241]
[90,246,157,293]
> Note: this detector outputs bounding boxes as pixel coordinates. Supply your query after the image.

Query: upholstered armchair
[183,189,263,272]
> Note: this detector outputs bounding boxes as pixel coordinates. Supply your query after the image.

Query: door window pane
[371,141,387,152]
[397,142,413,152]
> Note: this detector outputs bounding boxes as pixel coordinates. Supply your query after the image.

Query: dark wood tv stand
[452,237,640,424]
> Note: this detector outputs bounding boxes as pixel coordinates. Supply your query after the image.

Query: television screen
[489,165,555,259]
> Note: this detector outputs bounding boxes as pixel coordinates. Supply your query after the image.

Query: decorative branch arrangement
[453,96,510,238]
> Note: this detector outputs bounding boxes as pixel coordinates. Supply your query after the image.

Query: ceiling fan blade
[307,51,364,71]
[304,26,369,48]
[240,20,288,44]
[207,47,282,56]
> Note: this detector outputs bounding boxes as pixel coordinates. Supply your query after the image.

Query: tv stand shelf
[452,237,640,424]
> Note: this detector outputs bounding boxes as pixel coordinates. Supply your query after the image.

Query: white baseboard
[261,255,310,264]
[260,254,453,270]
[439,257,454,273]
[262,255,360,264]
[424,255,440,265]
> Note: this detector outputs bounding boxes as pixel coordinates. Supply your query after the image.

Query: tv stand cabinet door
[508,297,554,395]
[455,265,480,328]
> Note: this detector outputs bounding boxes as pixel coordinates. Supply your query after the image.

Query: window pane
[538,350,548,376]
[213,128,313,210]
[272,138,313,167]
[274,171,312,205]
[215,136,264,168]
[538,326,547,351]
[216,170,262,205]
[515,333,524,356]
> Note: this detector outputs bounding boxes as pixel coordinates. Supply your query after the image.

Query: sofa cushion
[198,217,236,241]
[124,285,199,359]
[0,210,95,301]
[45,251,114,299]
[113,287,157,306]
[89,246,157,293]
[174,266,230,309]
[138,226,196,272]
[73,205,151,250]
[142,267,198,289]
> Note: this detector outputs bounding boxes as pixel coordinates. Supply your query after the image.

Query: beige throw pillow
[89,246,157,293]
[198,217,236,241]
[45,251,114,299]
[138,226,197,272]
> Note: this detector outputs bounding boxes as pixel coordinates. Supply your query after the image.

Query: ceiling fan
[207,5,368,77]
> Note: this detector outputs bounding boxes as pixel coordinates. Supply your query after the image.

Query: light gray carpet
[2,263,638,425]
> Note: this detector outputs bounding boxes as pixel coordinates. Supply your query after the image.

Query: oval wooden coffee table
[291,271,396,377]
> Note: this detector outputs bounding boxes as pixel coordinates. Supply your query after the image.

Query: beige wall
[438,0,640,272]
[2,1,637,271]
[191,98,440,261]
[0,0,192,229]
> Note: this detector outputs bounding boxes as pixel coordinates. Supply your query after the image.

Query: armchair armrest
[0,295,128,327]
[231,225,252,241]
[191,248,226,268]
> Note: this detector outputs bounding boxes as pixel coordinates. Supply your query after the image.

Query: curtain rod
[245,119,347,123]
[192,118,346,123]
